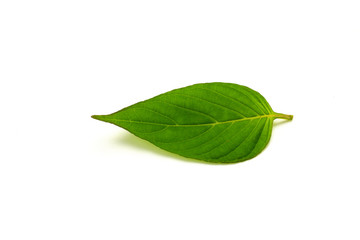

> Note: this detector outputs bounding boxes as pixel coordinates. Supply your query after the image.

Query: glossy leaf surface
[92,82,292,163]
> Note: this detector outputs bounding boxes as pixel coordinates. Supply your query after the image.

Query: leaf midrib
[101,113,282,127]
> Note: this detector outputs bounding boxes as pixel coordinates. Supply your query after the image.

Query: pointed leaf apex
[91,115,107,122]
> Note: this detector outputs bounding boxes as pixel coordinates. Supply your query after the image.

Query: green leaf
[92,82,293,163]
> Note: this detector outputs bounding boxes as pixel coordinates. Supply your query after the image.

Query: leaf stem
[273,113,293,120]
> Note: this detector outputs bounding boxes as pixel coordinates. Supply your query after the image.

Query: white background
[1,1,359,239]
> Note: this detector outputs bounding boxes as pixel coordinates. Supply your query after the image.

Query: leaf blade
[92,82,292,163]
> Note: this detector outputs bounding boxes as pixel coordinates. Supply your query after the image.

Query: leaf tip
[91,115,106,121]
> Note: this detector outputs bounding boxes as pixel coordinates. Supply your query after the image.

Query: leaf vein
[169,92,247,118]
[107,114,278,127]
[217,118,266,160]
[243,118,270,159]
[155,125,214,144]
[134,106,178,125]
[194,86,260,116]
[223,84,268,114]
[152,100,218,123]
[197,120,253,157]
[133,126,169,134]
[188,122,235,153]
